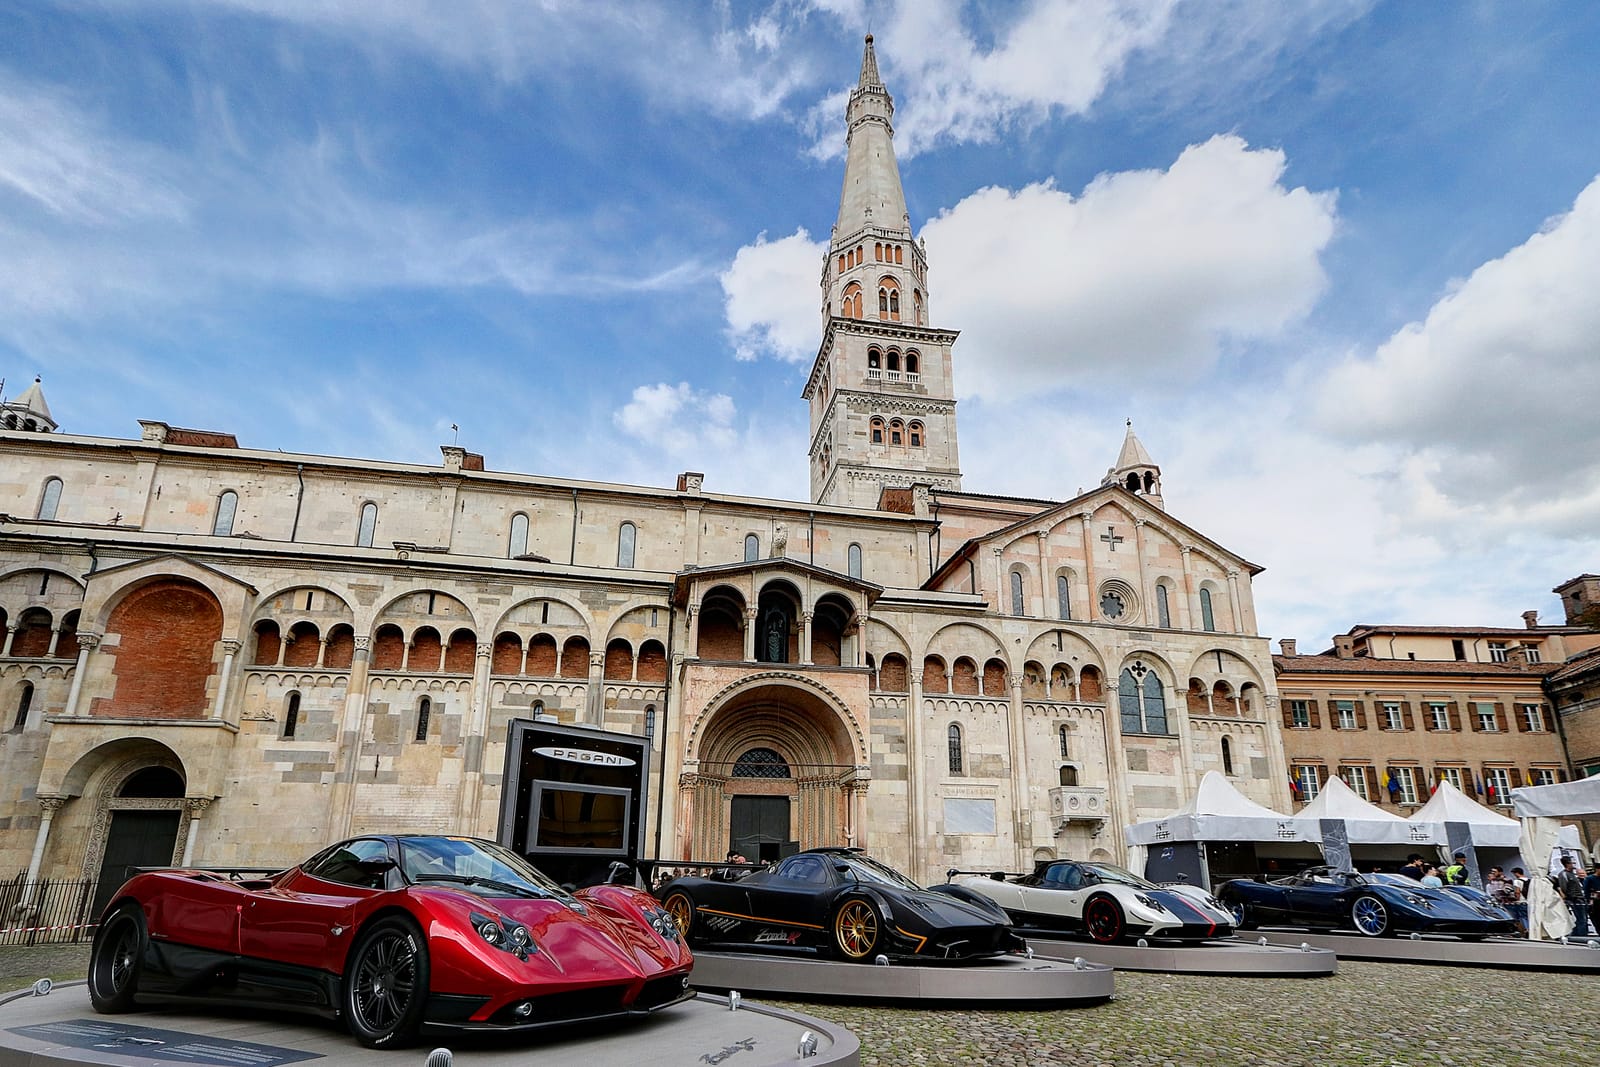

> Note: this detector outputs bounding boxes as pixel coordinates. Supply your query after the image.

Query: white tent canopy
[1410,780,1520,846]
[1510,776,1600,820]
[1125,771,1301,845]
[1292,775,1434,845]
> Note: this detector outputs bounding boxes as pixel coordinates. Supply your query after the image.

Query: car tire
[88,904,146,1013]
[1227,899,1258,931]
[831,896,883,961]
[1083,894,1125,944]
[343,916,430,1048]
[662,890,698,942]
[1350,894,1392,938]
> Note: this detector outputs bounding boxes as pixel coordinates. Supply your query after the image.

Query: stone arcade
[0,37,1287,898]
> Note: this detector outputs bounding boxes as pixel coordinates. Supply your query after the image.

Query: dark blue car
[1217,866,1517,938]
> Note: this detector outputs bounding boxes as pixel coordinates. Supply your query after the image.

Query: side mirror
[834,863,852,873]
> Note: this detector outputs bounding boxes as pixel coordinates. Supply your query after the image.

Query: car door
[238,838,394,976]
[1284,871,1346,926]
[744,854,836,936]
[1017,863,1085,925]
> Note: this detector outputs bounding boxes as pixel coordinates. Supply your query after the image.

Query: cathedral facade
[0,38,1287,899]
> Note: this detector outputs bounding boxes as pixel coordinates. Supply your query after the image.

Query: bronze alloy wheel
[662,891,696,939]
[832,898,881,959]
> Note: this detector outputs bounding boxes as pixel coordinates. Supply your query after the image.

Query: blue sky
[3,1,1599,651]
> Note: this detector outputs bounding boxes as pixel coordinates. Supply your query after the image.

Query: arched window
[843,282,863,318]
[509,512,529,558]
[874,242,883,261]
[886,350,900,371]
[1010,570,1026,615]
[895,245,903,264]
[744,533,759,562]
[837,254,846,273]
[870,417,885,444]
[909,421,924,447]
[283,691,301,739]
[733,747,791,779]
[356,502,378,547]
[13,683,34,732]
[644,705,656,739]
[1221,735,1234,776]
[617,522,637,568]
[947,724,963,775]
[212,490,238,536]
[1058,724,1070,759]
[879,288,889,315]
[1059,765,1079,786]
[1057,575,1072,621]
[38,477,62,521]
[1119,662,1170,735]
[1156,584,1171,628]
[1200,588,1216,632]
[847,543,862,579]
[415,696,431,742]
[889,289,899,316]
[868,347,881,369]
[905,351,920,374]
[913,290,924,325]
[889,419,904,445]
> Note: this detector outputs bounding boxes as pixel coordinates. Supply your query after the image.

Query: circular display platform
[0,983,859,1067]
[1023,932,1337,976]
[687,950,1113,1005]
[1256,928,1600,972]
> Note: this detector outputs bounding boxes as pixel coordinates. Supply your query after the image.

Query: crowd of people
[1393,849,1598,936]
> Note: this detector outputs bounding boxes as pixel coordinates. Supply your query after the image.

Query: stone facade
[0,37,1288,892]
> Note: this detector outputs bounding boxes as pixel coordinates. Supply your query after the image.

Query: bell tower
[803,35,963,508]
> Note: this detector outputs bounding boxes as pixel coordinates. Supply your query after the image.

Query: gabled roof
[671,556,882,608]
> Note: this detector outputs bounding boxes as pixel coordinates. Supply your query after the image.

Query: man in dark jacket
[1557,856,1590,936]
[1399,854,1427,880]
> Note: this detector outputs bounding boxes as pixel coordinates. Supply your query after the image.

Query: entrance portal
[93,810,182,914]
[730,795,793,863]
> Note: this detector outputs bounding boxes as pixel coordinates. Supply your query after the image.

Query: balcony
[1048,786,1109,831]
[864,368,921,387]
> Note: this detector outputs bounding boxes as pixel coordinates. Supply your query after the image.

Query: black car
[657,847,1024,961]
[1217,866,1517,938]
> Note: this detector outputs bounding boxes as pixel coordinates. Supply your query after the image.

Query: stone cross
[1099,526,1124,551]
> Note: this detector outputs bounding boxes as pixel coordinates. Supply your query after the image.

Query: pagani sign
[534,746,637,768]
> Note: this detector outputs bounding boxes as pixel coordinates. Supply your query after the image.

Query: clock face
[1100,591,1125,619]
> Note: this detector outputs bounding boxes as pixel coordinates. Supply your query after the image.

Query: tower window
[909,422,923,447]
[212,490,238,536]
[356,502,378,547]
[617,522,637,568]
[905,351,920,374]
[848,543,863,579]
[889,419,904,445]
[38,477,63,521]
[415,696,431,742]
[947,724,963,775]
[886,350,900,372]
[509,512,529,557]
[870,417,885,444]
[744,533,759,562]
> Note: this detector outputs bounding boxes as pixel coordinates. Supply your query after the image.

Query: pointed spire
[1115,419,1154,470]
[1102,420,1162,508]
[1,376,56,433]
[859,33,882,89]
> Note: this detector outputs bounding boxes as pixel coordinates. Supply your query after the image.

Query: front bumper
[423,970,695,1033]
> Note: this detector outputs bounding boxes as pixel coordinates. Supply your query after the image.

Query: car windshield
[833,853,922,892]
[399,837,575,902]
[1364,873,1414,887]
[1083,863,1156,889]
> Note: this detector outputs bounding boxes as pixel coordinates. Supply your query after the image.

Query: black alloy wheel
[1083,895,1125,944]
[88,904,146,1013]
[343,917,430,1048]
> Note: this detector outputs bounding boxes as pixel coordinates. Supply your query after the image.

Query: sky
[3,1,1599,653]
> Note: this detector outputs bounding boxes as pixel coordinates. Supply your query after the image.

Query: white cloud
[720,135,1337,391]
[614,382,739,455]
[721,229,826,362]
[608,381,809,497]
[1316,174,1600,537]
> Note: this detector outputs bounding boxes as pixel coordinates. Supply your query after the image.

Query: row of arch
[866,346,920,376]
[837,277,924,325]
[1004,566,1232,633]
[869,417,924,447]
[0,606,83,660]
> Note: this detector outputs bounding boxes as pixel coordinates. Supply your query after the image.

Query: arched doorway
[88,758,188,914]
[682,678,864,861]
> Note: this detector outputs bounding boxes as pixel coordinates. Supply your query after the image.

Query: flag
[1385,771,1400,795]
[1288,774,1301,798]
[1430,777,1439,794]
[1475,776,1484,795]
[1485,781,1496,801]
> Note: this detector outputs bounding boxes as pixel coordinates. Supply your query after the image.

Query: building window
[744,533,759,562]
[1524,646,1541,664]
[1118,662,1168,735]
[1429,702,1450,731]
[1056,575,1071,621]
[1475,702,1498,732]
[509,512,529,557]
[870,417,885,444]
[283,692,300,739]
[1290,700,1310,728]
[1437,767,1465,793]
[1520,704,1544,731]
[356,502,378,547]
[1155,584,1171,628]
[909,422,924,447]
[1529,768,1557,787]
[415,697,431,742]
[1010,570,1026,615]
[1058,724,1070,759]
[1485,767,1513,805]
[1488,641,1508,663]
[733,747,791,779]
[1336,700,1357,730]
[1340,766,1370,800]
[1389,768,1420,805]
[212,490,238,536]
[1293,765,1321,801]
[947,724,963,775]
[644,705,656,740]
[617,522,636,568]
[889,419,904,445]
[1221,736,1234,776]
[1199,588,1215,632]
[38,477,63,520]
[1382,702,1403,731]
[847,543,862,579]
[12,683,34,731]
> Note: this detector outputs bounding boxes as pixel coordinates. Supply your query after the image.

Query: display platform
[1022,932,1337,976]
[1257,928,1600,972]
[687,949,1113,1005]
[0,982,858,1067]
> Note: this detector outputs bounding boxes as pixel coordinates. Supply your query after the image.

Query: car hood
[420,890,681,978]
[901,888,1009,927]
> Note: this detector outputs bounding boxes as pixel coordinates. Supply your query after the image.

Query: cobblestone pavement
[771,961,1600,1067]
[6,946,1596,1066]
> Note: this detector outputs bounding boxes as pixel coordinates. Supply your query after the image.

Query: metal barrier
[0,874,97,946]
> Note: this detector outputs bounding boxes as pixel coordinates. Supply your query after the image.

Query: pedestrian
[1485,866,1524,934]
[1444,852,1469,886]
[1556,856,1590,936]
[1399,854,1427,880]
[718,850,749,882]
[1421,866,1444,888]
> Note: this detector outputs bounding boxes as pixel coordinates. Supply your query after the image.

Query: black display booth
[497,718,650,888]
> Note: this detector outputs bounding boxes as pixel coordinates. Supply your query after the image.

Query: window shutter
[1510,768,1524,789]
[1401,701,1414,730]
[1309,700,1321,728]
[1542,705,1555,732]
[1447,702,1462,732]
[1351,700,1364,729]
[1315,765,1330,786]
[1469,705,1483,732]
[1365,767,1380,799]
[1494,703,1508,732]
[1281,702,1296,729]
[1557,768,1568,783]
[1515,704,1531,732]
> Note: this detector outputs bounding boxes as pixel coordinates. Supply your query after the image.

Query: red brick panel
[371,625,405,670]
[1079,666,1103,703]
[637,641,667,684]
[604,640,633,681]
[324,626,355,669]
[923,656,949,694]
[252,622,281,665]
[409,627,443,672]
[696,615,744,661]
[283,623,320,667]
[560,637,590,679]
[95,581,222,719]
[982,659,1006,696]
[878,654,908,693]
[12,610,53,658]
[526,634,558,676]
[951,658,979,696]
[492,633,523,676]
[443,629,476,674]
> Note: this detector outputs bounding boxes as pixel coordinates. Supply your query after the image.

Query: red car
[87,835,693,1047]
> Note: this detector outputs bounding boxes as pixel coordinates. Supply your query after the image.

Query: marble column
[23,796,67,889]
[1008,670,1031,868]
[743,608,758,662]
[180,797,213,864]
[1,625,16,658]
[62,633,102,717]
[800,611,814,666]
[907,668,925,880]
[210,639,242,720]
[586,650,606,724]
[331,636,372,839]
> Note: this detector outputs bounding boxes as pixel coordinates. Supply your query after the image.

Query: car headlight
[1134,894,1167,913]
[643,906,681,943]
[1402,894,1432,908]
[472,911,536,959]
